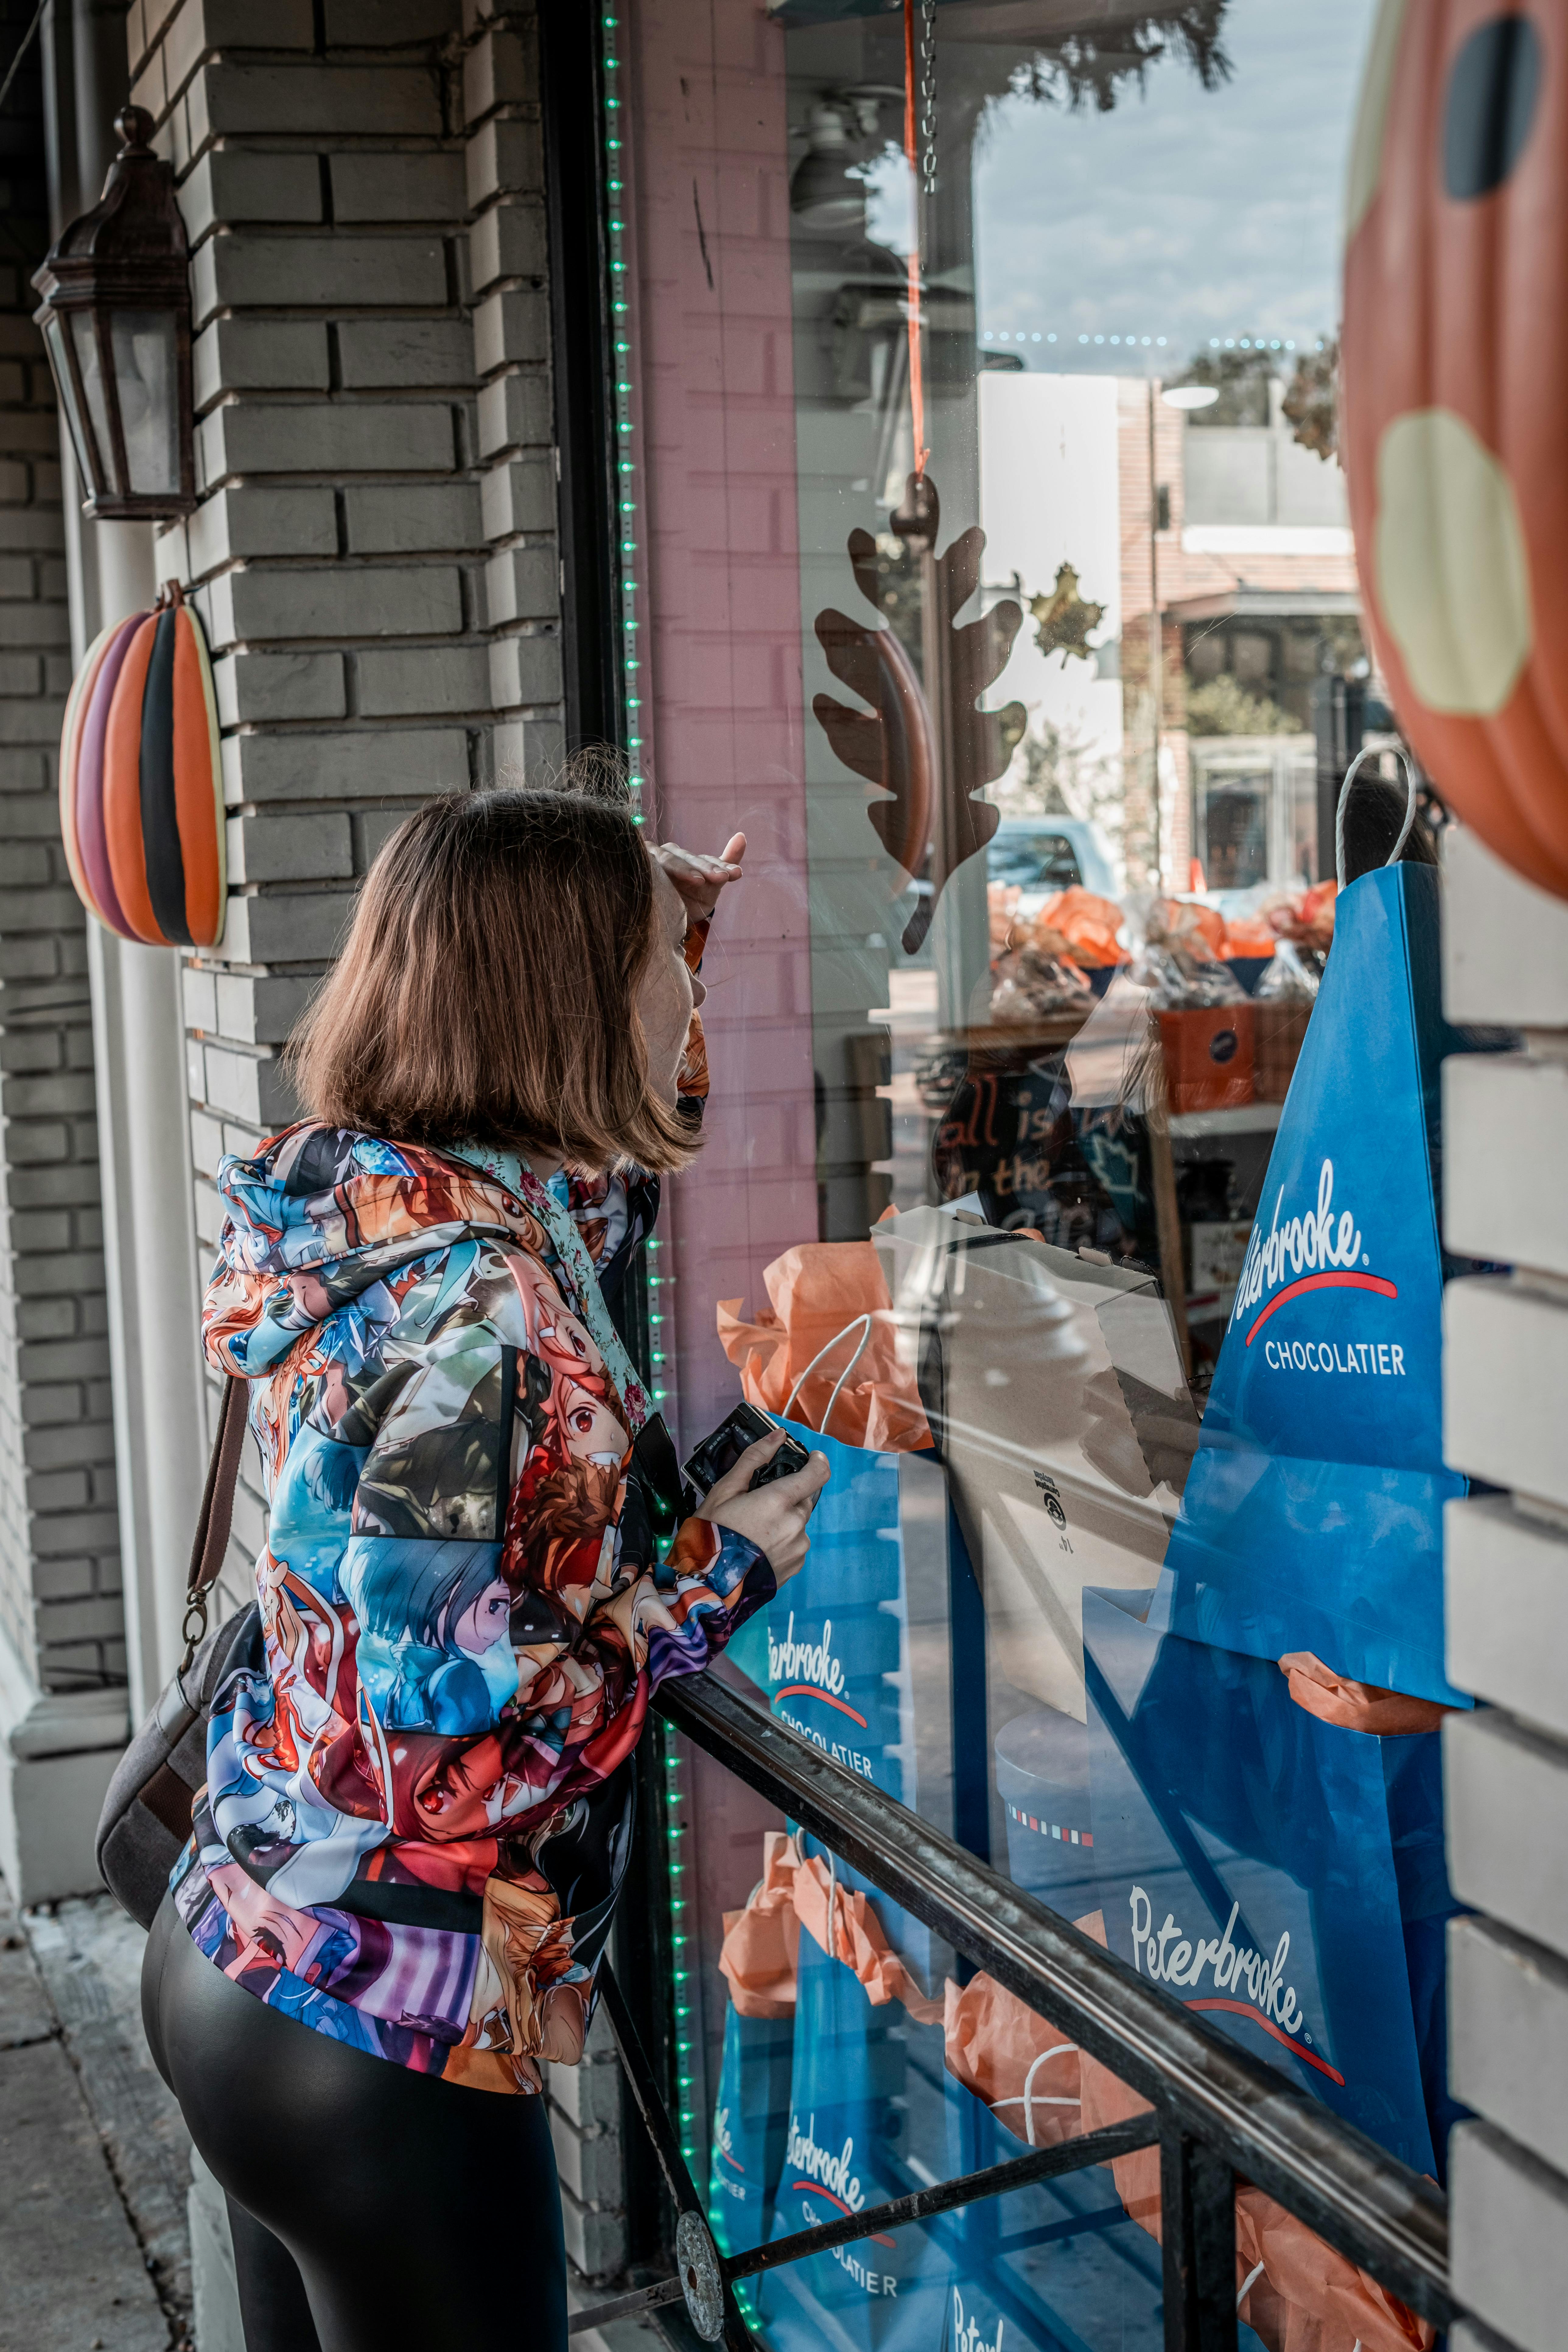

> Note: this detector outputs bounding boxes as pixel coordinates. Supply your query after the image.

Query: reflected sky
[970,0,1377,371]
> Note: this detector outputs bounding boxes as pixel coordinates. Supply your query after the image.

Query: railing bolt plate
[674,2210,726,2341]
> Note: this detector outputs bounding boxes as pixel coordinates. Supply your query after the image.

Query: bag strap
[179,1375,247,1673]
[1335,743,1416,887]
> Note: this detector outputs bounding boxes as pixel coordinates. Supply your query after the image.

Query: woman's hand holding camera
[695,1427,829,1586]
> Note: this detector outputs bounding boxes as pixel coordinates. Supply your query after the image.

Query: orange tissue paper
[717,1241,931,1451]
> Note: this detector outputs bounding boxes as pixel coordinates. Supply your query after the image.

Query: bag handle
[782,1313,873,1437]
[180,1374,247,1674]
[1335,743,1416,888]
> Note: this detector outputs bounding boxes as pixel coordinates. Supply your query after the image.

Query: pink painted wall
[628,2,819,1445]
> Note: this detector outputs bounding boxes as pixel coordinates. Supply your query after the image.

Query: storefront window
[610,5,1445,2344]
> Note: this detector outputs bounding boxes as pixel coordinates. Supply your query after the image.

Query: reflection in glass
[44,314,95,489]
[111,310,180,495]
[62,307,180,497]
[68,309,115,484]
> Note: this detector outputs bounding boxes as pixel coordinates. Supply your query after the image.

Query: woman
[141,782,828,2352]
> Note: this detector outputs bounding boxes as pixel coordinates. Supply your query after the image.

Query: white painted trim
[65,518,210,1723]
[1180,524,1354,556]
[0,1619,128,1904]
[0,1621,129,1761]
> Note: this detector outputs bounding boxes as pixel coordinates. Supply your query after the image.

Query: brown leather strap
[187,1375,247,1600]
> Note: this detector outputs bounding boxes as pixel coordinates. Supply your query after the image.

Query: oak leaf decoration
[814,475,1024,953]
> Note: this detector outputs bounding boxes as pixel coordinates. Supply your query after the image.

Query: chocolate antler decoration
[814,474,1024,953]
[814,531,936,887]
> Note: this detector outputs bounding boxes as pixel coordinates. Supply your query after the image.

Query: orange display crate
[1157,1003,1255,1114]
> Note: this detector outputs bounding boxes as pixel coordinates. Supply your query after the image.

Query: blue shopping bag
[758,1877,951,2352]
[1085,1586,1456,2176]
[758,1865,1183,2352]
[1157,861,1489,1704]
[708,2002,795,2264]
[725,1423,912,1804]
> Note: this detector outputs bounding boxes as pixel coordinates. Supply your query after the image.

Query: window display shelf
[1167,1099,1285,1140]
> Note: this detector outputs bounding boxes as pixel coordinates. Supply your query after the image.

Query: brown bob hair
[287,786,700,1174]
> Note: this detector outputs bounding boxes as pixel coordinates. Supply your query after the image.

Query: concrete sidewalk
[0,1875,669,2351]
[0,1878,189,2352]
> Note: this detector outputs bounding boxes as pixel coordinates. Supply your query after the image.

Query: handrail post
[596,1960,755,2350]
[1160,2130,1238,2352]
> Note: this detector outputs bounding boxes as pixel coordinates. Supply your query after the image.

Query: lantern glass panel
[111,310,180,496]
[68,310,114,490]
[42,313,97,493]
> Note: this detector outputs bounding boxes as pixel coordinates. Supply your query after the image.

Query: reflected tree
[1283,337,1339,461]
[1000,2,1232,112]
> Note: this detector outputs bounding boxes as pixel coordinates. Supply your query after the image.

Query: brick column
[121,0,564,1625]
[0,10,128,1902]
[1440,831,1568,2352]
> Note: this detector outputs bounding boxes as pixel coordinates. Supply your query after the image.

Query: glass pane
[43,313,97,495]
[616,2,1452,2341]
[68,308,115,492]
[665,1727,1166,2349]
[110,310,180,495]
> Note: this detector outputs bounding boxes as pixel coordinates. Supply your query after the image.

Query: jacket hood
[202,1123,550,1381]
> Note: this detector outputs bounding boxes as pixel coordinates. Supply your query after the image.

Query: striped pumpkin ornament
[60,581,225,947]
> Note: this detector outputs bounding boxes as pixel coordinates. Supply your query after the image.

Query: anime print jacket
[172,1010,769,2093]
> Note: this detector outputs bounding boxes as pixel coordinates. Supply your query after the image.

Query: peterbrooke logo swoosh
[767,1612,869,1728]
[786,2113,896,2247]
[1129,1888,1344,2086]
[1230,1158,1397,1346]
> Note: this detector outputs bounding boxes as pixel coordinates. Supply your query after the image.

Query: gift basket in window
[1128,894,1255,1115]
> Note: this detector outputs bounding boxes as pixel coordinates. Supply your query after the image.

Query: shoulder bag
[94,1373,691,1929]
[95,1375,261,1928]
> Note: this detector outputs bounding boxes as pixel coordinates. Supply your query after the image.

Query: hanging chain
[918,0,938,196]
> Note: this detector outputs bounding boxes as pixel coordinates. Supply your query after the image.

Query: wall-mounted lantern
[31,105,195,521]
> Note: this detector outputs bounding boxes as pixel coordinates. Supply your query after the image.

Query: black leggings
[142,1895,567,2352]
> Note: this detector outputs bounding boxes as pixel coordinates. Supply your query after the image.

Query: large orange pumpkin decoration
[59,579,226,946]
[1342,0,1568,899]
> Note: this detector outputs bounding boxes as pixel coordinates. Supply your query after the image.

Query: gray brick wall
[123,0,565,1610]
[120,0,626,2259]
[547,2007,630,2280]
[0,79,124,1698]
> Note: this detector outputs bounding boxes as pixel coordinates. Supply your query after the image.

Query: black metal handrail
[572,2108,1160,2340]
[655,1673,1454,2335]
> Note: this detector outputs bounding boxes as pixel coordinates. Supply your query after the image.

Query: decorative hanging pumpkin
[1342,0,1568,900]
[60,580,225,946]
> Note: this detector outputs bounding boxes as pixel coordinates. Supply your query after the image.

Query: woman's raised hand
[695,1424,828,1587]
[652,831,746,923]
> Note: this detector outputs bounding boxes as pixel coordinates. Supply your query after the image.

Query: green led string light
[601,17,677,1433]
[662,1733,705,2181]
[600,26,701,2186]
[599,39,697,2181]
[601,14,678,1433]
[601,14,645,831]
[646,1237,673,1419]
